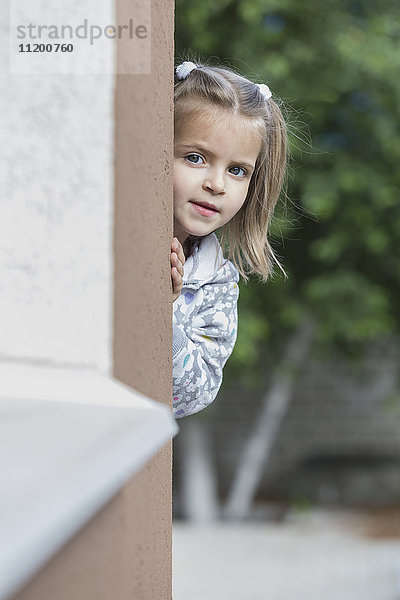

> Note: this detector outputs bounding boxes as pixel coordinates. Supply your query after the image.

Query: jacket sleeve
[172,276,239,418]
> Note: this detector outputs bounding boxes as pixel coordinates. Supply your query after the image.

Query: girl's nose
[202,170,226,195]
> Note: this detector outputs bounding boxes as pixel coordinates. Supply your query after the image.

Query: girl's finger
[177,244,186,265]
[172,238,186,265]
[171,252,179,270]
[172,267,182,284]
[172,269,183,295]
[172,252,184,277]
[175,259,184,278]
[172,238,180,254]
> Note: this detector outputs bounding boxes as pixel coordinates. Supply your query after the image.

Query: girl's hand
[171,237,186,303]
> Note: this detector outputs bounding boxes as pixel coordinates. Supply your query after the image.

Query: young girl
[170,60,287,418]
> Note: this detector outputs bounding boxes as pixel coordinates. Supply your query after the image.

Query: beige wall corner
[112,0,175,597]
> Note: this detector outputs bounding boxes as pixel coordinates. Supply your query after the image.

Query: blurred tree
[175,0,400,518]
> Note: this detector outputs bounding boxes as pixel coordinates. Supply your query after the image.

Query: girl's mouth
[190,201,219,217]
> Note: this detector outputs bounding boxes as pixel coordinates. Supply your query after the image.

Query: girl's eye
[229,166,247,178]
[185,153,204,164]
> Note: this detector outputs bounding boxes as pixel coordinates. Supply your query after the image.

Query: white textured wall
[1,1,115,372]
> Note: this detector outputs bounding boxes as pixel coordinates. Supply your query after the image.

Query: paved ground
[173,508,400,600]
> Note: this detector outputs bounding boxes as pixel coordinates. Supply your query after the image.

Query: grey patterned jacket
[173,233,239,418]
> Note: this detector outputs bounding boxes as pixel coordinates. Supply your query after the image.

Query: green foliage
[175,0,400,388]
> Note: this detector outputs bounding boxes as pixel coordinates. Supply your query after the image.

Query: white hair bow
[175,61,197,80]
[256,83,272,100]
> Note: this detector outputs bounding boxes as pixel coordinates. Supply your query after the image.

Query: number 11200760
[18,43,73,53]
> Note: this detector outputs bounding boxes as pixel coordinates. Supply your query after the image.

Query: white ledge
[0,361,178,600]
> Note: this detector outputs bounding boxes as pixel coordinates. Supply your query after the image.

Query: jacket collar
[183,233,226,288]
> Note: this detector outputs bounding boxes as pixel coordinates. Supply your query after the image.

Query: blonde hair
[174,60,288,283]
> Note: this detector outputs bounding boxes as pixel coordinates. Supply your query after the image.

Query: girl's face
[174,107,262,244]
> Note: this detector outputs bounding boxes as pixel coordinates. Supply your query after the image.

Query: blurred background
[173,1,400,597]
